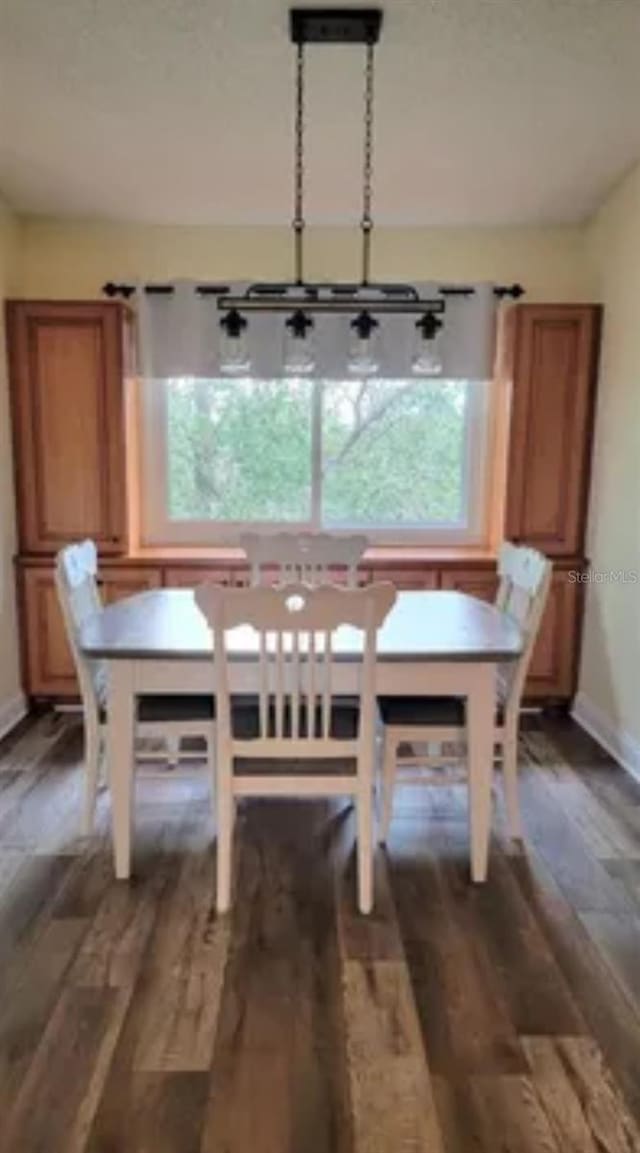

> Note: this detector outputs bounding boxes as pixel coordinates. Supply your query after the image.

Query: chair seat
[99,694,215,725]
[231,696,360,740]
[378,696,504,728]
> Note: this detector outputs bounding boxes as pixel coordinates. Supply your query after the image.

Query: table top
[79,589,523,664]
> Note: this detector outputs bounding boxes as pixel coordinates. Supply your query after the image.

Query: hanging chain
[360,40,375,286]
[293,41,305,285]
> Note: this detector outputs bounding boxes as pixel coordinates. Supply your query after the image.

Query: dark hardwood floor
[1,710,640,1152]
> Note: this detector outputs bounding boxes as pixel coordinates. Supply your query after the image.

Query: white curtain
[136,280,498,381]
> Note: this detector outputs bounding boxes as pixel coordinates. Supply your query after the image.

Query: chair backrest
[496,542,552,710]
[239,532,368,588]
[195,581,395,751]
[55,540,106,720]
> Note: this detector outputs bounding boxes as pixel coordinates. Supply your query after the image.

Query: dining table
[79,587,523,883]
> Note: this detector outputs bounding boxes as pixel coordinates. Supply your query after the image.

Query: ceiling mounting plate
[289,8,383,45]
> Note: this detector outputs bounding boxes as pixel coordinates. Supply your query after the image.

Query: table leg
[466,663,495,883]
[107,660,135,880]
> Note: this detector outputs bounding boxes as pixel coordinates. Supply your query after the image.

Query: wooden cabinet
[526,567,582,699]
[439,568,498,601]
[163,566,248,588]
[100,566,162,603]
[19,564,162,698]
[504,305,601,556]
[367,568,437,590]
[7,301,132,555]
[439,561,581,700]
[21,568,77,697]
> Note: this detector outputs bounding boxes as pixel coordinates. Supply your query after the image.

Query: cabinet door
[7,301,129,554]
[505,305,601,556]
[526,569,581,700]
[21,568,78,697]
[439,568,498,601]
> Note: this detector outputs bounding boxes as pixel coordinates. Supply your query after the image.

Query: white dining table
[80,588,523,883]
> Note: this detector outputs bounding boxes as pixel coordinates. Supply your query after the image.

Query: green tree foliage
[167,376,468,527]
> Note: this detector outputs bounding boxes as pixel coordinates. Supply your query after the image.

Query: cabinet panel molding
[7,301,130,554]
[505,305,601,556]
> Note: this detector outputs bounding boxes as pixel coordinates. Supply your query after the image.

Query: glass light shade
[348,312,379,376]
[283,311,315,375]
[412,315,444,376]
[219,310,250,375]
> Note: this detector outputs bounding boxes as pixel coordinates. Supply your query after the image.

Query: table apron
[126,658,497,697]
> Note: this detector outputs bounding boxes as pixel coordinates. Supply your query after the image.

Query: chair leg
[216,765,233,913]
[356,778,374,915]
[501,726,523,840]
[83,714,101,835]
[380,730,397,843]
[207,730,217,832]
[165,733,180,769]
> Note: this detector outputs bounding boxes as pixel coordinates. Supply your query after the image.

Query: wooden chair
[239,531,368,587]
[379,542,552,841]
[56,540,216,834]
[195,580,396,914]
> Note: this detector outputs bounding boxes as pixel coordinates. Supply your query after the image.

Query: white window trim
[137,377,493,548]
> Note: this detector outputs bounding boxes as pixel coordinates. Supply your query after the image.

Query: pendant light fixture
[103,8,525,353]
[214,8,447,337]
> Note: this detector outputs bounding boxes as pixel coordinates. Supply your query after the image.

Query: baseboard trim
[572,691,640,783]
[0,692,29,743]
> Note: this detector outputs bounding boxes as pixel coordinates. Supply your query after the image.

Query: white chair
[379,542,552,841]
[239,531,368,587]
[55,540,216,834]
[195,580,395,914]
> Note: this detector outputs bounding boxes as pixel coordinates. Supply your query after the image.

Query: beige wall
[578,164,640,756]
[17,218,593,301]
[0,201,22,720]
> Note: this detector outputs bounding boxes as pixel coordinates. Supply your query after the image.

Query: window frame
[137,375,494,547]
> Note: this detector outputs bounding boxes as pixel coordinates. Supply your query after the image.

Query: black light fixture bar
[217,294,446,316]
[289,8,382,45]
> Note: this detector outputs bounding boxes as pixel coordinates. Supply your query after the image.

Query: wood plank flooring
[1,710,640,1152]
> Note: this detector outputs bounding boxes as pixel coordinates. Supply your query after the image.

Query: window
[138,375,493,545]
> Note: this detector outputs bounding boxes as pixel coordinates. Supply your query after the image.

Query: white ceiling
[2,0,640,227]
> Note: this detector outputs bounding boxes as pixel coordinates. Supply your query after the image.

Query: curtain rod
[101,280,525,301]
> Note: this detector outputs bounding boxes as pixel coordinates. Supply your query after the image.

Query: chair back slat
[196,582,395,750]
[240,532,367,588]
[307,630,317,739]
[55,540,106,720]
[496,542,552,709]
[321,630,332,739]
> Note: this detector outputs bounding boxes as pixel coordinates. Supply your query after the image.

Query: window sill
[126,543,500,568]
